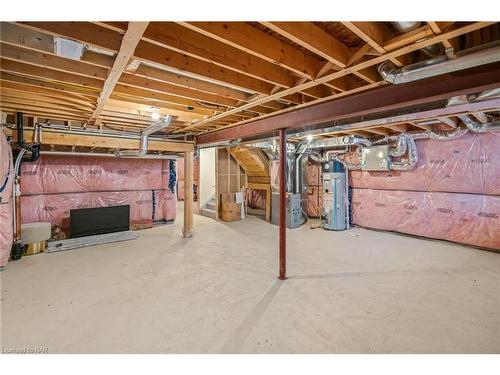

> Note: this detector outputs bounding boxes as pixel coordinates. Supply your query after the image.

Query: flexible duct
[115,115,172,157]
[458,114,500,132]
[387,133,408,157]
[389,135,418,170]
[428,126,469,140]
[378,44,500,84]
[447,95,500,132]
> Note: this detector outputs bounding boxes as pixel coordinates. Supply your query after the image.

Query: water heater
[322,160,348,230]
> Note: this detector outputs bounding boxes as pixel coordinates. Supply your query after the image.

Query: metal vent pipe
[115,115,172,157]
[378,44,500,84]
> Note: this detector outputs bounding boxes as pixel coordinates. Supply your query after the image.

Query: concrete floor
[1,210,500,353]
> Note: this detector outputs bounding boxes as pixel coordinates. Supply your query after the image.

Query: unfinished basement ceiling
[0,21,499,142]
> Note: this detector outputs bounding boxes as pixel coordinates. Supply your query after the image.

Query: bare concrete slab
[1,213,499,353]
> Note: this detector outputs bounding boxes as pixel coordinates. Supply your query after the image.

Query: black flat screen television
[70,205,130,238]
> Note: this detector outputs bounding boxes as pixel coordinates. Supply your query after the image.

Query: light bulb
[151,111,161,120]
[306,134,313,141]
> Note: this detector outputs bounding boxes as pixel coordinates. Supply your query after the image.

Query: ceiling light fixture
[306,134,314,141]
[150,106,161,120]
[54,37,84,60]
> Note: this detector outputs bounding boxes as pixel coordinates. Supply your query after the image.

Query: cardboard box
[221,192,235,203]
[221,202,241,222]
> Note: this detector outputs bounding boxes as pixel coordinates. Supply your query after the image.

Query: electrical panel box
[361,145,390,171]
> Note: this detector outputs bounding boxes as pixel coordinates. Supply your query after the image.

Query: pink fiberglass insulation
[20,190,170,230]
[154,190,177,221]
[349,132,500,195]
[177,180,185,200]
[304,186,323,218]
[243,188,266,209]
[20,155,166,194]
[304,159,322,217]
[270,160,280,191]
[176,158,184,181]
[351,188,500,250]
[1,131,14,267]
[21,189,176,230]
[0,202,13,267]
[176,157,199,201]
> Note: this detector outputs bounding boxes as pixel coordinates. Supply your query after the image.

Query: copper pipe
[278,128,287,280]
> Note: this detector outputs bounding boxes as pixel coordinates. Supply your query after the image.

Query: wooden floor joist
[0,21,498,137]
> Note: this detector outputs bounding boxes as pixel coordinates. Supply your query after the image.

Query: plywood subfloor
[1,212,499,353]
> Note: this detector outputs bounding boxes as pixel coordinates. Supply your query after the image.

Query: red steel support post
[278,128,287,280]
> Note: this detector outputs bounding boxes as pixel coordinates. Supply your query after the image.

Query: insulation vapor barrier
[297,132,499,250]
[175,157,199,201]
[1,130,13,267]
[349,133,500,194]
[351,189,499,250]
[19,155,177,232]
[349,132,499,250]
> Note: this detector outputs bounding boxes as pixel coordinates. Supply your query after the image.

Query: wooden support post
[278,128,287,280]
[183,151,194,238]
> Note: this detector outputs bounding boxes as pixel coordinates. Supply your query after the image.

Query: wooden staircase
[201,196,217,219]
[226,147,272,221]
[226,147,270,182]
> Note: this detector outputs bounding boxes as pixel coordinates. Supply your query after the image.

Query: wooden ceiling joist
[89,22,149,125]
[179,22,494,133]
[1,21,498,139]
[181,22,324,79]
[261,22,349,68]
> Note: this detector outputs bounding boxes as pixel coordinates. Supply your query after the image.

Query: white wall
[199,148,216,207]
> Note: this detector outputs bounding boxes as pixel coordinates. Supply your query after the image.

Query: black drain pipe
[10,112,41,261]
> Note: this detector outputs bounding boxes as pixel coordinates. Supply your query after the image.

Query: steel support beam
[278,128,287,280]
[197,62,500,144]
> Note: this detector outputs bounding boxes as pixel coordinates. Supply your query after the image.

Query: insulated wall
[176,157,199,201]
[19,156,177,231]
[349,132,499,250]
[0,130,13,267]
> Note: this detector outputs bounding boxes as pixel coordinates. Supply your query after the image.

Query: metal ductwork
[197,138,241,150]
[447,94,500,133]
[473,88,500,101]
[391,22,443,57]
[389,135,418,170]
[378,44,500,84]
[310,135,372,149]
[458,115,500,133]
[387,133,409,157]
[428,126,469,140]
[40,151,177,159]
[392,22,421,33]
[115,115,172,157]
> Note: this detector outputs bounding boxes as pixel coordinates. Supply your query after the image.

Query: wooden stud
[183,151,194,238]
